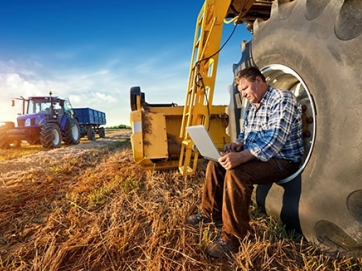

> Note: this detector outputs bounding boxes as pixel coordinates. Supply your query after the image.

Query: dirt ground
[0,129,131,186]
[0,129,133,265]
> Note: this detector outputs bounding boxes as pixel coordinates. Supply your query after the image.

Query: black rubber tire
[62,119,81,145]
[27,139,41,145]
[242,0,362,256]
[0,122,14,149]
[10,140,22,148]
[0,136,9,149]
[87,127,96,141]
[130,86,141,111]
[98,127,106,138]
[40,124,61,148]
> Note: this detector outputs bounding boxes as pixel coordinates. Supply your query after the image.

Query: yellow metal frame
[178,0,232,176]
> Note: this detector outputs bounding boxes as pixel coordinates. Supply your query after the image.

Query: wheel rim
[71,125,79,139]
[52,129,60,145]
[261,64,316,183]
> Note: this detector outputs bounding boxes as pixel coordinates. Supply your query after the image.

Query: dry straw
[0,131,361,270]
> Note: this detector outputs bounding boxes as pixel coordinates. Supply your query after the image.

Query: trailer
[73,108,106,140]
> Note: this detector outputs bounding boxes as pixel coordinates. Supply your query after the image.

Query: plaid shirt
[237,86,304,162]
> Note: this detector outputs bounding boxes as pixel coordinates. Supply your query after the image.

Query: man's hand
[222,142,243,154]
[218,149,255,170]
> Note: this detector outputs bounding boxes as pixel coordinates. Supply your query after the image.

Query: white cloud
[95,92,117,103]
[0,53,184,126]
[0,41,242,127]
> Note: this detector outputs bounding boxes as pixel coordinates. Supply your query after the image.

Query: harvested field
[0,129,360,270]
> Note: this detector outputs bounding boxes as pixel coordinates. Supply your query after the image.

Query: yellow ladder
[178,0,232,176]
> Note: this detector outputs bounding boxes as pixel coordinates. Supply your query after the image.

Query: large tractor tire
[62,119,80,145]
[40,124,62,148]
[234,0,362,256]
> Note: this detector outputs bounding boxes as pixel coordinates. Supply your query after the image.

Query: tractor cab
[14,92,76,128]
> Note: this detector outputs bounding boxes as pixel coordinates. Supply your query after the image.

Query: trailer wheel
[40,124,61,148]
[63,119,80,145]
[99,127,106,138]
[244,0,362,256]
[87,127,96,141]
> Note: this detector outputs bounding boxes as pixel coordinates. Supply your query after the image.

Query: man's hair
[234,66,266,86]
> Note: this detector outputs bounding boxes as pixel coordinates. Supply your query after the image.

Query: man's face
[237,76,264,104]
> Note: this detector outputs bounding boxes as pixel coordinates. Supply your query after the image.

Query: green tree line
[106,124,131,129]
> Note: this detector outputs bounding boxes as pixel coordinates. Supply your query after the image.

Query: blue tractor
[1,92,80,149]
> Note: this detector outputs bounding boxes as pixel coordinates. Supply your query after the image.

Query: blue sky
[0,0,252,127]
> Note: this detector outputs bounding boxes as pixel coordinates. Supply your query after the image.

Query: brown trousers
[201,158,300,244]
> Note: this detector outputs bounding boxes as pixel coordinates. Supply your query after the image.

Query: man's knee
[224,169,253,188]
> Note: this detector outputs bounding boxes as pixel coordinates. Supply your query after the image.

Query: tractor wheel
[40,124,61,148]
[0,122,14,149]
[27,139,41,145]
[87,127,96,141]
[62,119,80,145]
[9,140,22,148]
[237,0,362,256]
[0,136,9,149]
[98,127,106,138]
[8,139,21,148]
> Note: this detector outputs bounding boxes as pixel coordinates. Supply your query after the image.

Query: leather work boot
[187,213,223,227]
[186,213,212,226]
[206,237,239,258]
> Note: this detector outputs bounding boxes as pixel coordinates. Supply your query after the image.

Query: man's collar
[251,86,271,108]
